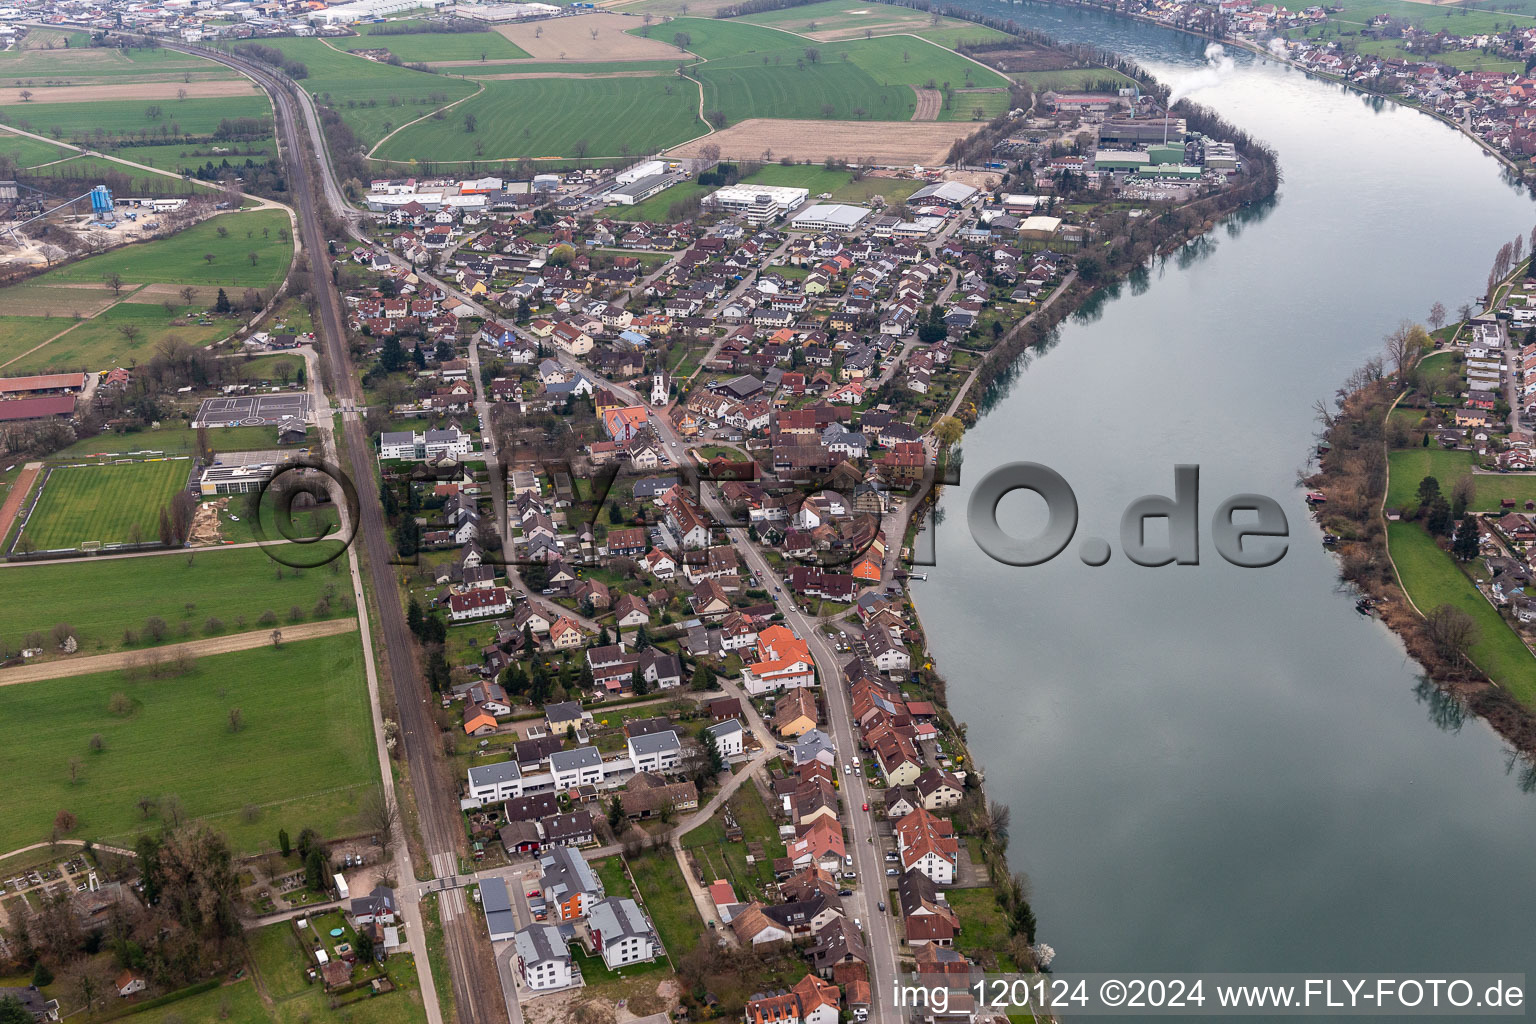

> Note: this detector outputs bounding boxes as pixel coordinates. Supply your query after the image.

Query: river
[914,1,1536,982]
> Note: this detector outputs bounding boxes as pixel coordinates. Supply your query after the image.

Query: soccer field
[0,633,378,854]
[21,459,191,550]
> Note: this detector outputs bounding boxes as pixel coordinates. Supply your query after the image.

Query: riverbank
[1306,357,1536,761]
[949,0,1529,180]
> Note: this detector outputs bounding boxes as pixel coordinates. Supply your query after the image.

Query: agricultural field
[18,458,192,550]
[0,633,378,855]
[1387,521,1536,705]
[0,127,74,167]
[345,23,531,63]
[0,281,123,319]
[493,11,684,61]
[0,315,73,366]
[0,95,273,146]
[223,38,478,148]
[22,154,209,195]
[376,74,704,163]
[3,544,353,655]
[105,138,277,171]
[667,117,971,165]
[40,208,292,288]
[2,301,234,374]
[459,58,683,77]
[651,19,1006,123]
[0,35,240,84]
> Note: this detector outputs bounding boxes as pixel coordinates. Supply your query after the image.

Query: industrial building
[608,173,675,206]
[907,180,980,207]
[1097,118,1186,145]
[706,185,809,224]
[309,0,428,24]
[791,203,871,233]
[1135,164,1203,180]
[1202,140,1239,171]
[1092,150,1150,172]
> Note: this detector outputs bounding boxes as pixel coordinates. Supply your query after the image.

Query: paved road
[172,42,509,1024]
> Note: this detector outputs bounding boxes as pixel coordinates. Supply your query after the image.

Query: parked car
[886,868,899,876]
[862,802,869,811]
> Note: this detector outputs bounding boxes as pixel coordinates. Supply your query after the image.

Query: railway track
[157,39,508,1024]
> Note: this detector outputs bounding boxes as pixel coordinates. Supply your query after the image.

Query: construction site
[0,180,181,275]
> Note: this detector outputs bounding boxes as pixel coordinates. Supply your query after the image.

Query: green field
[606,180,708,222]
[52,423,289,458]
[3,301,235,374]
[377,75,704,162]
[462,58,683,76]
[1013,66,1138,91]
[0,315,71,366]
[346,25,531,63]
[0,633,378,854]
[624,848,705,957]
[21,459,191,550]
[104,138,277,171]
[0,127,74,167]
[1386,449,1536,512]
[654,19,1007,124]
[0,95,272,145]
[224,38,478,148]
[1387,521,1536,705]
[2,544,353,653]
[0,37,241,83]
[22,154,208,194]
[42,209,292,287]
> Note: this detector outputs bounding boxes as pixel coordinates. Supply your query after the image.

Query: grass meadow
[1386,449,1536,512]
[21,459,191,549]
[0,634,378,855]
[0,95,272,145]
[42,209,292,288]
[3,544,354,653]
[0,126,74,167]
[2,302,234,375]
[1386,521,1536,706]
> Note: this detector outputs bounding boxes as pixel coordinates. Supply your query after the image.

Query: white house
[466,761,524,804]
[550,746,608,789]
[379,427,473,461]
[627,731,682,774]
[586,897,657,970]
[707,719,745,759]
[513,924,573,991]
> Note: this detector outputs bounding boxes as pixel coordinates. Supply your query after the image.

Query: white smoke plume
[1167,42,1236,107]
[1267,37,1288,57]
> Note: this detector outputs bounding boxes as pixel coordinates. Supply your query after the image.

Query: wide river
[916,0,1536,981]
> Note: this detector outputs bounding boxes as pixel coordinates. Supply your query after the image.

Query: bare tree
[360,786,400,856]
[1427,301,1446,330]
[1382,320,1427,383]
[179,285,197,306]
[1425,603,1478,665]
[104,272,124,296]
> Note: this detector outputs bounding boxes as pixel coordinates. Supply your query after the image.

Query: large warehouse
[791,203,870,233]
